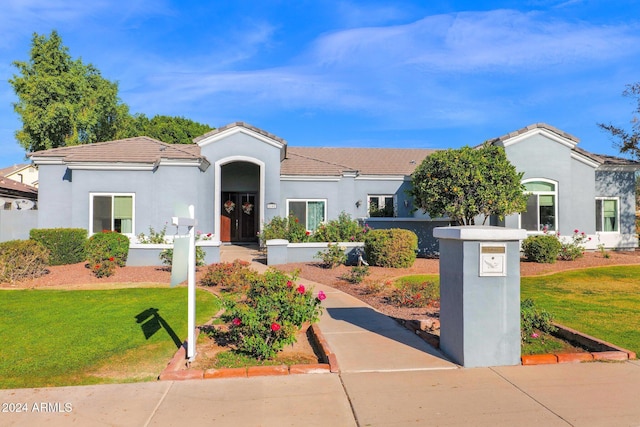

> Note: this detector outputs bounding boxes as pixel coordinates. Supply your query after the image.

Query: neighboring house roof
[0,163,30,176]
[282,147,436,176]
[28,137,208,170]
[0,177,37,200]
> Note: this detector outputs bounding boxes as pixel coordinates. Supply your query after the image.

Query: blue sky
[1,0,640,167]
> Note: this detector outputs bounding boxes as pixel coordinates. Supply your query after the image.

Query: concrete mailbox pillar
[433,226,527,368]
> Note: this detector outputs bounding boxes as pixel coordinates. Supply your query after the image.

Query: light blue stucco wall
[37,164,73,229]
[596,170,636,235]
[280,177,415,221]
[37,164,212,236]
[199,130,282,230]
[502,133,596,234]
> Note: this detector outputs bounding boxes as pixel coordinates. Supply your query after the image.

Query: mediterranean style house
[27,122,639,253]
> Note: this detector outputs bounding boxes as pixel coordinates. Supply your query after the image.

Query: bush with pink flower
[222,269,325,360]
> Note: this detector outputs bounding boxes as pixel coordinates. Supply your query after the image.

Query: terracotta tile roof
[193,122,287,145]
[28,137,204,164]
[282,147,435,176]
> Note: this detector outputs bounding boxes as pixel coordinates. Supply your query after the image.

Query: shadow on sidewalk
[326,306,448,360]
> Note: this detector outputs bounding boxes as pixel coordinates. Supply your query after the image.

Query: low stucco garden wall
[266,240,364,266]
[127,241,221,267]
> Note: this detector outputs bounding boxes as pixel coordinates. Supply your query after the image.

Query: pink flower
[305,231,311,236]
[531,332,539,338]
[287,280,294,288]
[574,229,579,234]
[232,317,241,326]
[317,291,326,301]
[542,226,548,232]
[271,322,281,332]
[297,284,305,294]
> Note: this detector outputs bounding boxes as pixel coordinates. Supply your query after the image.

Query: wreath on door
[224,200,235,213]
[242,202,254,215]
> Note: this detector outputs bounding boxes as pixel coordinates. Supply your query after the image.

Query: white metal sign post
[170,204,197,361]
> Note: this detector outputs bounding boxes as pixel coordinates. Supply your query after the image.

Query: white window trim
[595,196,620,233]
[89,192,136,236]
[285,199,327,230]
[367,194,396,217]
[519,178,558,233]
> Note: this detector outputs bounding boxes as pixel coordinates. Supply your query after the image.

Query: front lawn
[521,266,640,355]
[0,287,220,389]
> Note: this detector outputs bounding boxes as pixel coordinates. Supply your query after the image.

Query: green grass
[0,287,220,389]
[521,266,640,355]
[395,268,640,355]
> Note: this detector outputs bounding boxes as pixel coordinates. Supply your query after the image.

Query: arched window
[520,179,557,232]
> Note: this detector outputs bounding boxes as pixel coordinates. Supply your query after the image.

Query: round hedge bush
[364,228,418,268]
[521,234,562,263]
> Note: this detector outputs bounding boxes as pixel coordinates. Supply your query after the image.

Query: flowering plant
[558,229,591,261]
[242,202,254,215]
[224,200,235,213]
[223,269,324,360]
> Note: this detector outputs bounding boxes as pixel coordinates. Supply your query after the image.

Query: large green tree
[598,83,640,159]
[10,31,127,152]
[10,31,214,152]
[409,144,528,225]
[117,114,214,144]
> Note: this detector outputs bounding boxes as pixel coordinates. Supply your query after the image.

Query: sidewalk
[2,245,640,426]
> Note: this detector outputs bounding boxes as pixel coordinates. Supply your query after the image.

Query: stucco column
[433,226,526,368]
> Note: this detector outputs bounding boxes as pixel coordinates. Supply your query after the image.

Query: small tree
[409,144,528,225]
[598,82,640,160]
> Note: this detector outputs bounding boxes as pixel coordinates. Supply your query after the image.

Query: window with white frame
[287,199,326,231]
[520,180,557,232]
[596,198,619,232]
[90,193,134,235]
[368,195,395,217]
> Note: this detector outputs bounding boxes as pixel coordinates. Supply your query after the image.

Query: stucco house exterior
[27,122,638,255]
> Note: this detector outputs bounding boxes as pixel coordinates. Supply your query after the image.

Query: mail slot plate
[479,243,507,277]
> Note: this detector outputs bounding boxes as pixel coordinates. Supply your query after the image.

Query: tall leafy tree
[10,31,126,152]
[598,83,640,159]
[117,114,214,144]
[409,144,528,225]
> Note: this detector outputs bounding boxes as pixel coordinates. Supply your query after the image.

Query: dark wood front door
[221,192,258,242]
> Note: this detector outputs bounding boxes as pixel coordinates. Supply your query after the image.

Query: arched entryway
[216,159,263,243]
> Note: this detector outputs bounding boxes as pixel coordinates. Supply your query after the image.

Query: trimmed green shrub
[364,228,418,268]
[314,243,347,268]
[222,269,325,360]
[312,212,371,242]
[29,228,87,265]
[0,239,49,283]
[521,234,562,263]
[200,259,257,293]
[85,232,130,277]
[259,214,309,243]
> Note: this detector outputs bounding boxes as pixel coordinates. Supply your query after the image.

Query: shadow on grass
[135,308,182,348]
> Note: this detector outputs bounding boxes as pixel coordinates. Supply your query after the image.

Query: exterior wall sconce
[355,200,362,208]
[404,200,410,208]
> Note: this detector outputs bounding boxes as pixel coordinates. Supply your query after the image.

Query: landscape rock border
[159,324,338,381]
[399,319,637,366]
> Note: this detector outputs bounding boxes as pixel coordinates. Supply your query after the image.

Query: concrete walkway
[2,245,640,426]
